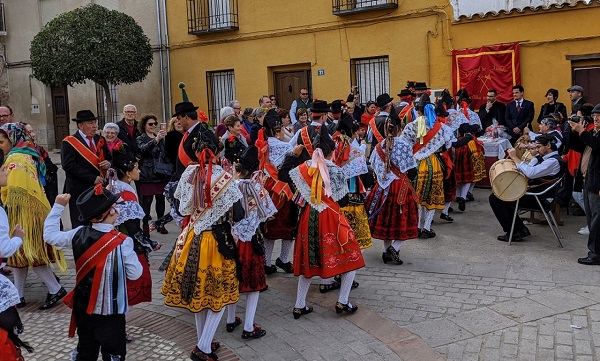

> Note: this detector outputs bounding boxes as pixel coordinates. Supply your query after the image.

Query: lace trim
[268,137,292,167]
[401,122,456,160]
[369,137,416,189]
[232,180,277,242]
[112,180,146,225]
[0,274,20,313]
[290,161,348,212]
[340,144,369,180]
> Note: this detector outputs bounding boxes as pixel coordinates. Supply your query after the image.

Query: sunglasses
[300,93,309,95]
[147,122,158,126]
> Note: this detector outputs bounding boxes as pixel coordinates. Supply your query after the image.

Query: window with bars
[95,83,119,127]
[206,70,235,126]
[187,0,239,34]
[332,0,398,15]
[350,57,390,106]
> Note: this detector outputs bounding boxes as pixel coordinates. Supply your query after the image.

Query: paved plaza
[10,152,600,360]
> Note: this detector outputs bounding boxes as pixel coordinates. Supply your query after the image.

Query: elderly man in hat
[61,110,112,227]
[43,189,142,360]
[568,85,587,115]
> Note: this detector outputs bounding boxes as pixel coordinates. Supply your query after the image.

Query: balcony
[332,0,398,15]
[187,0,238,34]
[0,3,6,36]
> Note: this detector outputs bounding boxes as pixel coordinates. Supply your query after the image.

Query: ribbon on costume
[307,148,332,206]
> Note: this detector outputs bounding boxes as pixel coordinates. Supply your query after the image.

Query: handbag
[153,160,173,177]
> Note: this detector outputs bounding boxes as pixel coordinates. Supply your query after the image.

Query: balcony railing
[332,0,398,15]
[187,0,239,34]
[0,3,6,36]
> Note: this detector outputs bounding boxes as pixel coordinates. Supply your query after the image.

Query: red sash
[178,132,194,168]
[375,143,418,205]
[413,122,442,154]
[369,117,384,144]
[256,138,293,202]
[63,230,128,337]
[120,190,137,202]
[400,104,414,123]
[300,126,315,157]
[64,136,106,176]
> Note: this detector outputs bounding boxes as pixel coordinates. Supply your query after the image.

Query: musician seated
[489,134,565,242]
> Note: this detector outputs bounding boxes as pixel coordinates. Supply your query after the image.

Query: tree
[30,4,153,122]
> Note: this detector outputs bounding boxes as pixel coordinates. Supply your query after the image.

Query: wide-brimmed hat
[336,113,356,136]
[398,89,415,97]
[310,100,330,114]
[329,100,344,114]
[172,101,199,117]
[376,93,394,108]
[263,109,282,131]
[71,110,98,123]
[414,82,430,91]
[76,184,120,222]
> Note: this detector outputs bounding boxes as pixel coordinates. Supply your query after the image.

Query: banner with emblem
[452,42,521,111]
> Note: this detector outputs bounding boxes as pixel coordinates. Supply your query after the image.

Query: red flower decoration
[228,134,236,142]
[94,183,104,195]
[198,110,209,123]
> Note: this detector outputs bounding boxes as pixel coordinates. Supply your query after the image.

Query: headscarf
[1,123,47,186]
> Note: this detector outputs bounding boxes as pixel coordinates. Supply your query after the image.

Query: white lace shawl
[267,137,292,168]
[369,137,417,190]
[448,109,482,131]
[175,164,243,234]
[400,121,456,161]
[231,180,277,242]
[0,274,20,313]
[112,180,146,226]
[340,141,369,180]
[289,159,348,212]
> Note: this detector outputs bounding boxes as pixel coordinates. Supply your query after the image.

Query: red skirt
[365,178,419,241]
[237,241,267,293]
[263,177,297,240]
[127,253,152,306]
[294,205,365,279]
[454,143,486,184]
[0,328,24,361]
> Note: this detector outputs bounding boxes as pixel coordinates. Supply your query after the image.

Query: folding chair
[508,175,565,247]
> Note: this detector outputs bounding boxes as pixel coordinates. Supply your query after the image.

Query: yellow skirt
[414,154,445,210]
[341,203,372,250]
[162,229,239,313]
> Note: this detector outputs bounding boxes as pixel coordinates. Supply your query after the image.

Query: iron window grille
[0,3,6,36]
[187,0,239,34]
[332,0,398,15]
[350,56,390,106]
[207,70,236,127]
[95,83,119,128]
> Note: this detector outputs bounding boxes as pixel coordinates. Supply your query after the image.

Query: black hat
[263,109,282,131]
[337,113,355,136]
[592,103,600,114]
[111,144,137,173]
[172,101,199,117]
[76,184,121,222]
[398,89,415,97]
[330,100,344,114]
[406,81,416,90]
[237,145,259,173]
[224,135,247,163]
[456,88,471,102]
[414,82,430,91]
[435,103,449,118]
[310,100,330,114]
[376,93,394,108]
[71,110,97,123]
[313,125,336,156]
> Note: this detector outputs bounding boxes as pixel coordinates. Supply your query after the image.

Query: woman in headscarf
[0,123,67,310]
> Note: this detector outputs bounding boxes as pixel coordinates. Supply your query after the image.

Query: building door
[573,66,600,105]
[51,86,70,148]
[274,70,311,111]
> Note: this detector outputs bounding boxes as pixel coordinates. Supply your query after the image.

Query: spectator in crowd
[102,122,124,154]
[361,100,378,127]
[259,96,272,108]
[290,88,313,124]
[229,100,242,118]
[537,88,567,124]
[117,104,142,158]
[0,106,14,125]
[568,85,587,115]
[478,89,506,130]
[250,107,267,143]
[270,95,278,109]
[241,107,254,136]
[215,106,235,139]
[505,85,535,144]
[277,109,294,142]
[293,108,309,133]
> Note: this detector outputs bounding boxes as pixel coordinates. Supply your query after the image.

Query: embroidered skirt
[341,201,372,249]
[237,240,267,293]
[454,142,486,184]
[127,253,152,306]
[162,229,239,313]
[414,154,445,210]
[263,177,297,240]
[365,178,419,241]
[293,205,365,279]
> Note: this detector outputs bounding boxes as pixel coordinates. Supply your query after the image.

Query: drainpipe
[155,0,166,122]
[161,0,172,115]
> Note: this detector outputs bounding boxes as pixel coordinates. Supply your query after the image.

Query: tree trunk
[99,81,113,125]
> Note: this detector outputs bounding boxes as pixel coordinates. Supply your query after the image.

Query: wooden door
[51,86,70,148]
[573,66,600,106]
[274,70,311,111]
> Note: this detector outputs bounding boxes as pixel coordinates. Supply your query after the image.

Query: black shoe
[275,258,293,273]
[456,197,466,211]
[241,325,267,339]
[440,213,454,222]
[211,342,220,352]
[466,192,475,202]
[16,297,26,308]
[265,265,277,275]
[382,252,391,264]
[293,306,313,319]
[39,287,67,310]
[335,301,358,314]
[190,346,218,361]
[0,267,11,276]
[386,246,403,265]
[497,228,528,242]
[578,257,600,265]
[226,316,242,332]
[420,229,436,238]
[448,207,454,213]
[319,280,341,293]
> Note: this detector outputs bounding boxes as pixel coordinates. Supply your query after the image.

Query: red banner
[452,43,521,111]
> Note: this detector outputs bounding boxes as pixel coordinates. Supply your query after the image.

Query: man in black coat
[478,89,506,131]
[61,110,112,227]
[117,104,142,159]
[505,85,535,144]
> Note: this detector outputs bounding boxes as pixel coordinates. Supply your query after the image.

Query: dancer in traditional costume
[280,126,365,319]
[435,92,458,222]
[0,123,67,309]
[225,145,277,339]
[453,123,486,211]
[400,100,455,238]
[43,187,142,360]
[161,137,243,361]
[256,109,297,275]
[365,115,418,264]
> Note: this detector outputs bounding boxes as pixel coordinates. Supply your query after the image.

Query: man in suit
[505,85,535,144]
[478,89,506,132]
[61,110,112,227]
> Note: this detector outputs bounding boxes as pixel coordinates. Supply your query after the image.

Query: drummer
[489,134,565,242]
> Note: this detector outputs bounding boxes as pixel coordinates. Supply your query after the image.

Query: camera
[569,115,582,123]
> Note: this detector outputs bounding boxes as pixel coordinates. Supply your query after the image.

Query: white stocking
[33,265,62,294]
[392,240,402,251]
[338,271,356,305]
[226,303,237,324]
[383,240,392,251]
[194,309,207,342]
[279,239,293,263]
[263,238,275,266]
[320,277,333,285]
[442,202,452,215]
[197,308,225,354]
[418,206,424,228]
[294,275,311,308]
[244,291,260,332]
[12,267,28,298]
[424,209,435,231]
[469,182,476,193]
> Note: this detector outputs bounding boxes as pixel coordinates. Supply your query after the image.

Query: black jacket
[165,131,184,168]
[117,119,142,158]
[136,133,169,183]
[570,128,600,193]
[537,102,567,123]
[478,101,506,130]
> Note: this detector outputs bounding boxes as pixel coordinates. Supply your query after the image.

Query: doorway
[572,66,600,106]
[273,70,311,111]
[51,86,70,148]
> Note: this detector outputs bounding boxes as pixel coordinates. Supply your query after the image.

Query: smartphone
[160,122,166,131]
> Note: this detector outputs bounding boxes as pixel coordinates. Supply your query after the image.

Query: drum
[488,159,528,201]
